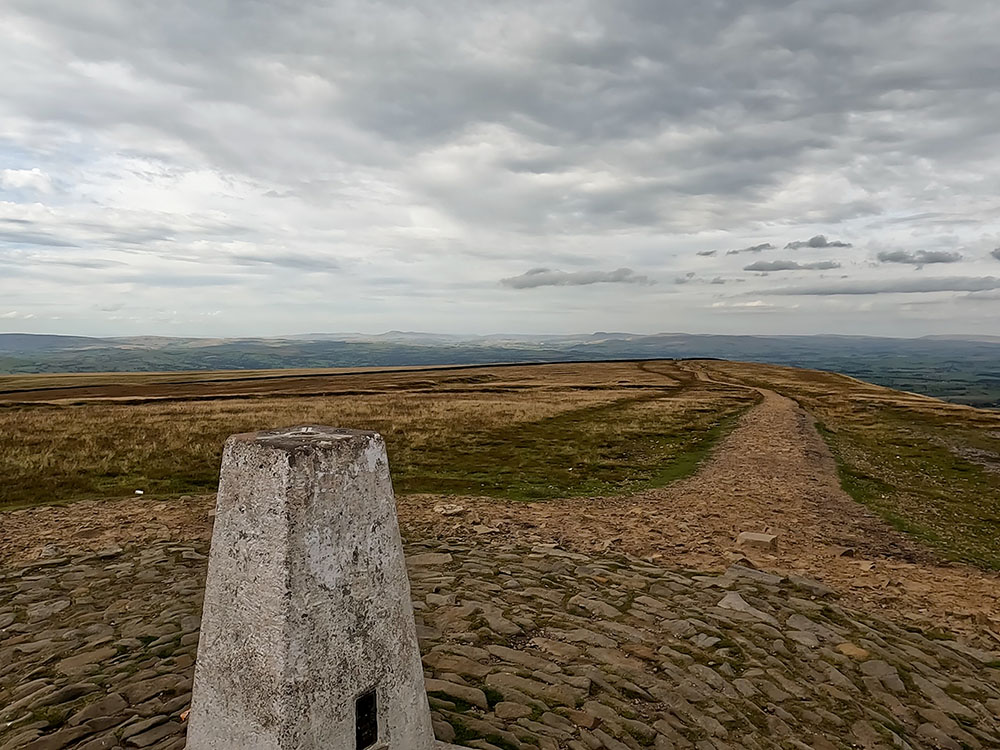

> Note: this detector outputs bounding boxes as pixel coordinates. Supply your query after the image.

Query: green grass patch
[394,394,754,501]
[816,411,1000,570]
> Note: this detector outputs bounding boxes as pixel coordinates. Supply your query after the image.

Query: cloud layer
[501,267,653,289]
[744,260,841,272]
[877,250,963,266]
[785,236,853,250]
[2,1,1000,336]
[727,243,774,256]
[768,277,1000,295]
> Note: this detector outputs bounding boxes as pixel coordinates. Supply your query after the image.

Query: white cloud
[710,300,798,311]
[0,168,52,193]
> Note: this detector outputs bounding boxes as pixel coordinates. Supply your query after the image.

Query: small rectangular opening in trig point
[355,688,378,749]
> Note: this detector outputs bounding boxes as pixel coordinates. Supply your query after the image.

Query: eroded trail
[403,367,1000,637]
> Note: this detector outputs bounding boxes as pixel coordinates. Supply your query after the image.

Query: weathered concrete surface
[186,426,435,750]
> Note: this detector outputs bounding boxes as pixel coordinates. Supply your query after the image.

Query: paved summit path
[2,539,1000,750]
[402,366,1000,636]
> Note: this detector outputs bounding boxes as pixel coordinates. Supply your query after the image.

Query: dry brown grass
[0,361,682,404]
[0,361,753,508]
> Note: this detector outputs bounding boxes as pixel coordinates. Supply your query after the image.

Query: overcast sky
[2,1,1000,338]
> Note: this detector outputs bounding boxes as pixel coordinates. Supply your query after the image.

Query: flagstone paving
[2,541,999,750]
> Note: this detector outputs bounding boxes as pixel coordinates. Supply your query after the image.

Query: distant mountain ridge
[1,331,998,407]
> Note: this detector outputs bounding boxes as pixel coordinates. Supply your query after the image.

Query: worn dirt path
[403,365,1000,641]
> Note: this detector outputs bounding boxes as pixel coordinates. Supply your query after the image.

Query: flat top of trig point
[230,425,381,451]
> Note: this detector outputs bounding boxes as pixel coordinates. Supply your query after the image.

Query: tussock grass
[0,361,753,508]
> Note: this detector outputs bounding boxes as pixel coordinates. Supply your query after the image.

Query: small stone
[56,647,118,674]
[122,675,185,705]
[725,565,784,586]
[121,716,168,740]
[916,723,961,750]
[423,652,489,679]
[788,574,837,597]
[788,630,819,648]
[859,660,897,678]
[432,718,455,743]
[564,709,602,729]
[407,553,453,567]
[567,594,620,618]
[736,532,778,551]
[124,720,182,747]
[836,642,870,660]
[27,599,71,623]
[21,727,88,750]
[36,682,100,708]
[494,702,531,719]
[75,737,119,750]
[717,592,779,626]
[424,678,488,710]
[530,638,582,660]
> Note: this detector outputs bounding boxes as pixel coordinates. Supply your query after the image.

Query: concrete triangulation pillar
[187,425,451,750]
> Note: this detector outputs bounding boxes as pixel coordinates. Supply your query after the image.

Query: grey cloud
[7,0,1000,239]
[0,228,78,248]
[876,250,963,266]
[785,235,852,249]
[501,267,654,289]
[744,260,842,272]
[991,248,1000,261]
[726,243,774,255]
[47,258,123,270]
[229,252,340,273]
[696,250,717,257]
[767,276,1000,295]
[122,272,240,288]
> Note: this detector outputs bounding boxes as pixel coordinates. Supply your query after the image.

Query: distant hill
[922,334,1000,344]
[1,331,999,407]
[0,333,106,353]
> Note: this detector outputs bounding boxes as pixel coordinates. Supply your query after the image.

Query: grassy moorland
[705,360,1000,570]
[5,331,1000,406]
[5,357,997,571]
[0,361,756,509]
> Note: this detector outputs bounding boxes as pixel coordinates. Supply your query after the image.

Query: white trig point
[187,426,452,750]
